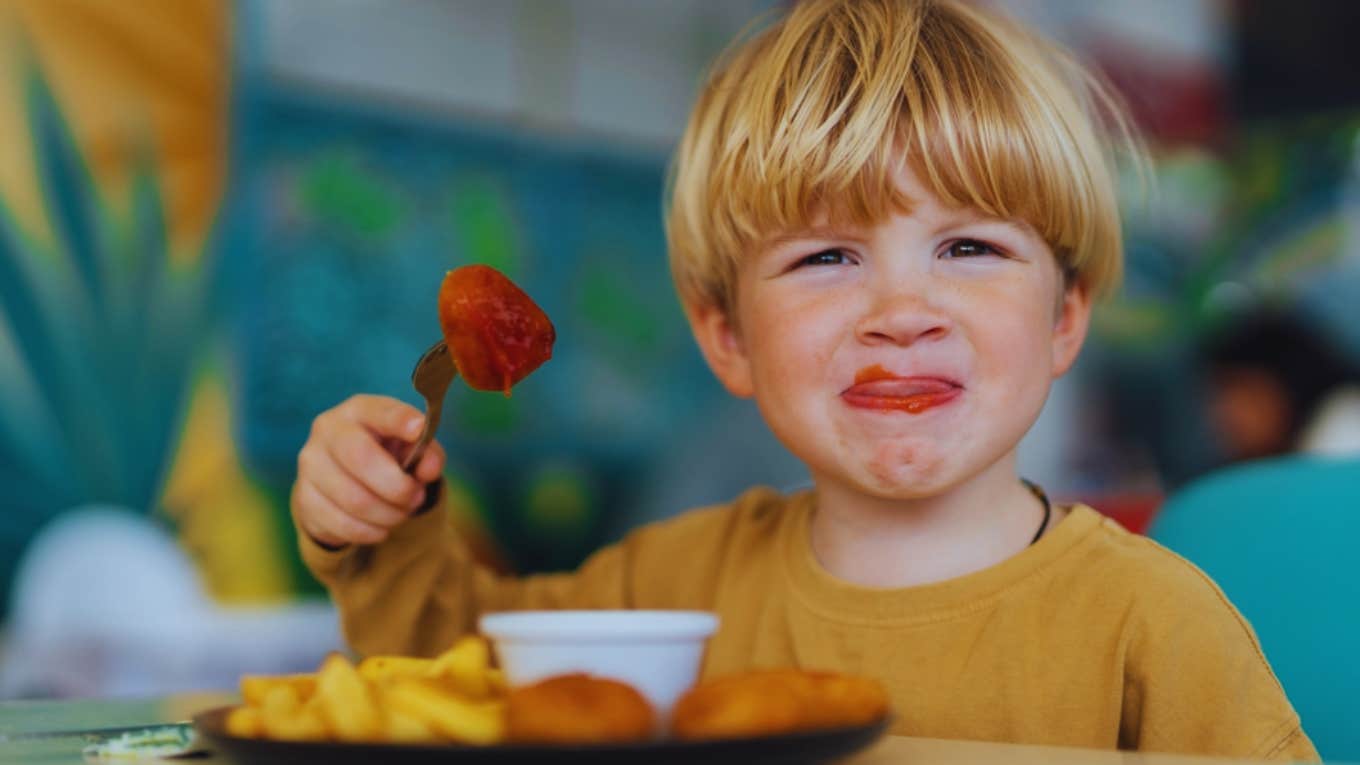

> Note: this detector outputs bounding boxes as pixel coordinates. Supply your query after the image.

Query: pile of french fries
[225,636,508,745]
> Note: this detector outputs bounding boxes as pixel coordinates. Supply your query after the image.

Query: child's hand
[292,394,447,548]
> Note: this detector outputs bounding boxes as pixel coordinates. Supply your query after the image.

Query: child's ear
[1051,282,1092,378]
[686,300,755,398]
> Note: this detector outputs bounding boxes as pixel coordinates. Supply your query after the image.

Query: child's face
[690,163,1091,501]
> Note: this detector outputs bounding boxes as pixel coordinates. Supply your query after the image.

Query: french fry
[260,683,302,716]
[313,653,384,742]
[225,706,263,738]
[358,655,436,685]
[384,678,506,745]
[240,673,316,707]
[369,685,441,744]
[429,636,497,699]
[262,704,328,742]
[227,638,513,745]
[382,707,439,744]
[257,684,327,741]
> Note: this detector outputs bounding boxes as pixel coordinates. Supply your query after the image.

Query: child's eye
[941,239,1003,259]
[797,249,852,268]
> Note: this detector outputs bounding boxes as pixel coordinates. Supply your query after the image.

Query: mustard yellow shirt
[299,487,1316,761]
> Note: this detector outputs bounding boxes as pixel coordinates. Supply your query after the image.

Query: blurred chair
[1148,456,1360,761]
[0,506,343,699]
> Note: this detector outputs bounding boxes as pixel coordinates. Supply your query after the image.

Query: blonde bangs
[900,2,1130,297]
[667,0,1137,312]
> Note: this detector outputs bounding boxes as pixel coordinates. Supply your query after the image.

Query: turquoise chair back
[1149,456,1360,761]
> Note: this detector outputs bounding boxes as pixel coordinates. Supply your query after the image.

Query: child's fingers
[412,440,446,484]
[304,450,413,528]
[324,419,426,509]
[293,477,388,546]
[343,394,425,441]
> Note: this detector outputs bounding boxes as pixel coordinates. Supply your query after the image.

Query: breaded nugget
[799,671,891,729]
[506,673,655,744]
[672,669,889,741]
[671,670,810,740]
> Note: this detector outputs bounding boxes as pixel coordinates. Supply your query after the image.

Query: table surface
[0,693,1307,765]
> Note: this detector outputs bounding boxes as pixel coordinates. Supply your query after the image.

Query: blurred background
[0,0,1357,700]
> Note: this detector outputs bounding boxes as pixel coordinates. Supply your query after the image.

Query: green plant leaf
[0,57,211,514]
[0,205,92,496]
[124,153,174,501]
[24,62,107,318]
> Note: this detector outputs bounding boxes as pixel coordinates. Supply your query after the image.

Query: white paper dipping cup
[479,610,719,722]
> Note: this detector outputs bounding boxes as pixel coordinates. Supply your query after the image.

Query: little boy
[292,0,1315,759]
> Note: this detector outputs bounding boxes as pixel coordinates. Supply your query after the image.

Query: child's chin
[854,469,953,501]
[851,448,949,493]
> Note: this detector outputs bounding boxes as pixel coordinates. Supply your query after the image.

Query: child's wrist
[411,476,445,517]
[303,525,349,552]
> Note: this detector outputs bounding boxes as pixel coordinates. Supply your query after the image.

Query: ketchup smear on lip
[844,364,961,414]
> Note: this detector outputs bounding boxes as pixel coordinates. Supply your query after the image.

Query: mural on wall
[226,89,728,581]
[0,64,221,613]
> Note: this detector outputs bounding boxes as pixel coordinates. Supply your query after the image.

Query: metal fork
[401,339,457,473]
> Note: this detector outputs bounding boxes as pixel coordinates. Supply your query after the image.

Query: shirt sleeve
[298,503,634,658]
[1118,559,1320,762]
[295,488,765,659]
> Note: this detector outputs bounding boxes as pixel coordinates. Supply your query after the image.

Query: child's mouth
[842,365,962,413]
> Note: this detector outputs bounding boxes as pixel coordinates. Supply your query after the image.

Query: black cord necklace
[1021,478,1052,546]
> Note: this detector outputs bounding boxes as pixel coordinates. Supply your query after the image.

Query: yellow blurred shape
[256,682,327,741]
[259,683,301,716]
[384,678,505,745]
[0,0,229,258]
[314,653,384,742]
[260,704,327,742]
[225,637,511,745]
[161,371,293,604]
[429,635,500,699]
[224,706,262,738]
[240,673,316,707]
[375,695,439,744]
[357,655,436,685]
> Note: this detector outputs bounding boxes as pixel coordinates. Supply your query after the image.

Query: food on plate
[438,264,555,394]
[671,669,890,741]
[506,673,656,744]
[219,634,884,747]
[314,653,384,741]
[223,636,508,745]
[382,678,505,745]
[239,673,316,707]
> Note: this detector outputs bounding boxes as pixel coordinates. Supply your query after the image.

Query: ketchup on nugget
[439,264,555,395]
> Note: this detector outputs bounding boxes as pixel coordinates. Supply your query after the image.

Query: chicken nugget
[506,673,655,744]
[801,671,891,729]
[671,670,810,740]
[672,669,888,740]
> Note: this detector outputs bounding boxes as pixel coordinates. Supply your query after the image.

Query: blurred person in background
[1201,309,1360,461]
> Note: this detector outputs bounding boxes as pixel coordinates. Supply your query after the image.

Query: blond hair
[666,0,1141,313]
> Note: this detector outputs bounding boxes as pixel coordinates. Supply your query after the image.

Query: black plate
[194,706,889,765]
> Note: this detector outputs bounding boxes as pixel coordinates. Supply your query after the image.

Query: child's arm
[1119,562,1319,762]
[291,394,717,658]
[297,491,634,658]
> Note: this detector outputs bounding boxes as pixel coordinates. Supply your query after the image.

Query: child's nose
[853,289,951,347]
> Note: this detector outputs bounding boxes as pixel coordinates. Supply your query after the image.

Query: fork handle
[400,399,442,473]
